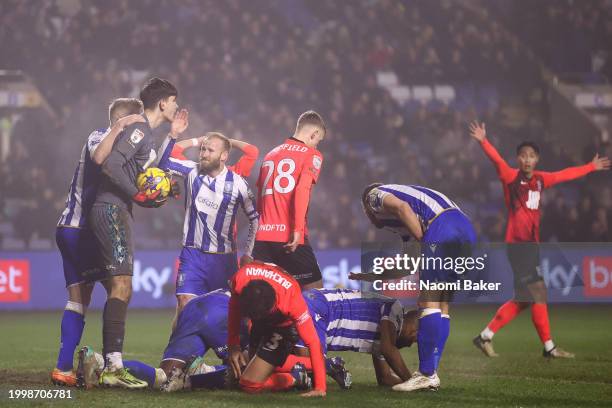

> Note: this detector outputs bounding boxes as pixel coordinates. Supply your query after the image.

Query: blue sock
[190,365,227,390]
[434,315,450,370]
[56,310,85,371]
[124,360,156,386]
[417,309,441,376]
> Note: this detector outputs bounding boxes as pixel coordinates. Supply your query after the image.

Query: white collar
[201,165,228,184]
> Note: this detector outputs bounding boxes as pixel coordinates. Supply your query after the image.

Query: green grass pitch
[1,305,611,407]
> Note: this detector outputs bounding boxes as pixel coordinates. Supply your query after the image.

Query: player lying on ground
[76,287,353,392]
[52,99,147,386]
[165,134,259,327]
[289,289,418,387]
[76,290,243,390]
[469,121,610,358]
[228,261,326,397]
[361,183,477,392]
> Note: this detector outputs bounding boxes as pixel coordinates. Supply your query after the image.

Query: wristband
[192,138,199,147]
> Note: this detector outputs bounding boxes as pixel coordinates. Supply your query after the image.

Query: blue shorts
[162,290,248,362]
[421,209,477,283]
[55,226,105,287]
[298,290,329,354]
[175,247,238,296]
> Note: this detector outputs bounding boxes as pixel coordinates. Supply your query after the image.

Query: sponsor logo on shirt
[197,197,220,210]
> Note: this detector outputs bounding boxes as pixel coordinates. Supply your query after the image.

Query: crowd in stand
[0,0,610,250]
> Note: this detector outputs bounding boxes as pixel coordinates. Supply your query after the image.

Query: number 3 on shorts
[264,333,283,351]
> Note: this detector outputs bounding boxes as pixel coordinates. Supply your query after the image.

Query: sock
[484,300,524,336]
[417,308,441,376]
[263,373,296,391]
[102,298,128,369]
[56,308,85,371]
[123,360,156,385]
[275,354,312,372]
[102,298,128,358]
[190,365,227,390]
[240,374,295,394]
[434,314,450,370]
[531,303,553,350]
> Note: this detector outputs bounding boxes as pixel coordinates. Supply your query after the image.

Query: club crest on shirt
[224,181,234,194]
[128,129,144,147]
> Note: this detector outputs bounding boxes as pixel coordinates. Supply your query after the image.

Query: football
[136,167,171,198]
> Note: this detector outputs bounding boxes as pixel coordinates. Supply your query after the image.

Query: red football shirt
[255,138,323,244]
[227,261,326,392]
[480,139,595,242]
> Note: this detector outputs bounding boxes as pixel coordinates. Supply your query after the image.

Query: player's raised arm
[229,139,259,177]
[91,114,145,165]
[538,153,610,188]
[469,121,515,182]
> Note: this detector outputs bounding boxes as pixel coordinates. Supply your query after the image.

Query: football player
[253,111,325,289]
[469,121,609,358]
[52,99,144,386]
[361,183,477,391]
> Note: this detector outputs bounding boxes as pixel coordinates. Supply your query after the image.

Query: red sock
[240,373,296,393]
[531,303,552,343]
[262,373,296,391]
[487,300,524,333]
[275,354,312,373]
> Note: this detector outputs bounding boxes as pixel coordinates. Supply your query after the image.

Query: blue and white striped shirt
[367,184,461,239]
[167,155,259,255]
[313,289,404,354]
[58,129,175,228]
[57,128,108,228]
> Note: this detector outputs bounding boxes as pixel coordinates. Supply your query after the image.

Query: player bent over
[52,99,145,386]
[361,183,477,392]
[89,78,188,388]
[469,121,610,358]
[228,261,326,397]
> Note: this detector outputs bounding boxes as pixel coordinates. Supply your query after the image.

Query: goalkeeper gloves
[132,190,167,208]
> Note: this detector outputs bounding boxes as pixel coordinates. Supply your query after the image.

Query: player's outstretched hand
[229,345,246,378]
[170,109,189,138]
[239,255,253,267]
[284,231,301,253]
[592,153,611,171]
[117,114,145,131]
[469,121,486,142]
[301,390,326,398]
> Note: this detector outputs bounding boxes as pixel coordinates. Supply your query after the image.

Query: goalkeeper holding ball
[89,77,189,388]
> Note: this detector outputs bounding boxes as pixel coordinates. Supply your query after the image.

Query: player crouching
[228,261,327,397]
